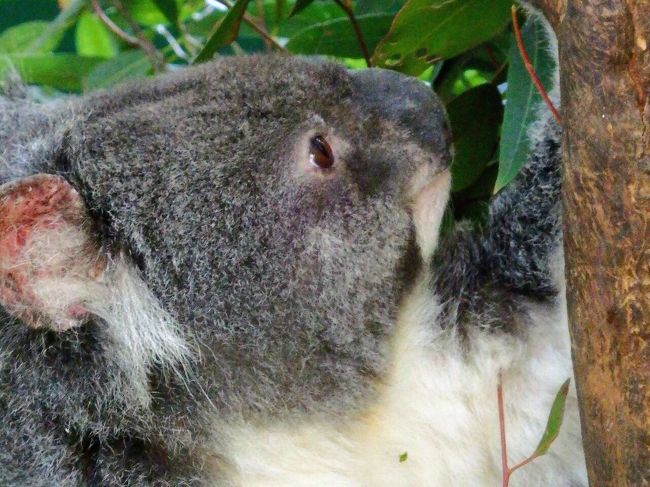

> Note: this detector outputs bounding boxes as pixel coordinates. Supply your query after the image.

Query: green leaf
[357,0,404,14]
[447,84,503,192]
[533,379,570,457]
[454,163,497,201]
[286,13,394,58]
[0,53,103,92]
[83,50,150,91]
[153,0,179,26]
[123,0,169,26]
[434,42,507,103]
[372,0,512,76]
[399,451,408,462]
[495,17,555,192]
[0,21,63,54]
[289,0,316,17]
[75,11,117,59]
[0,0,59,34]
[193,0,252,63]
[25,0,86,54]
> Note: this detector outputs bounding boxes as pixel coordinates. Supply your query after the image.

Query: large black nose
[350,68,451,160]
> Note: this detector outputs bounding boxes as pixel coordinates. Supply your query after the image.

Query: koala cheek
[409,168,452,262]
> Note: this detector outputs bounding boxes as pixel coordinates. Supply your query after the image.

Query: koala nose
[350,68,451,163]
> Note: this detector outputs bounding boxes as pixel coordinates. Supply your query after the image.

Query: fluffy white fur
[13,221,191,405]
[84,257,193,406]
[211,166,586,486]
[215,267,585,487]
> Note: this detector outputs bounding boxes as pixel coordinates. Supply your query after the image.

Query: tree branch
[559,0,650,483]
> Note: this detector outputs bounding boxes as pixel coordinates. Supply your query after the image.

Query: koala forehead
[66,56,450,407]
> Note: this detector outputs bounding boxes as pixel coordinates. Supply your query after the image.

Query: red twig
[216,0,287,53]
[511,5,561,123]
[333,0,371,67]
[509,453,539,476]
[498,372,542,487]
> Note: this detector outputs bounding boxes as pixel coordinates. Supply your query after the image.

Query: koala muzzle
[350,68,452,164]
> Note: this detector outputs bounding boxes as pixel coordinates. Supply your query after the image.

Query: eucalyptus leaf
[0,53,103,92]
[153,0,180,26]
[495,17,555,192]
[193,0,251,63]
[533,379,570,457]
[123,0,170,26]
[289,0,315,17]
[0,21,63,54]
[84,50,150,91]
[75,11,117,59]
[276,4,346,38]
[372,0,512,76]
[0,0,59,34]
[447,84,503,192]
[286,13,393,58]
[357,0,404,14]
[25,0,86,54]
[454,163,497,201]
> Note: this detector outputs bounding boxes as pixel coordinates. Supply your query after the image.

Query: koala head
[0,56,451,415]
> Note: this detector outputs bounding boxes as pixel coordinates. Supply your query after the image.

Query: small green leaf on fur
[533,379,570,457]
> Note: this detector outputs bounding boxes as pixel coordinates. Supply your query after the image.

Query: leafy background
[0,0,555,229]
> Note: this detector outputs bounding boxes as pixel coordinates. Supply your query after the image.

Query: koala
[0,27,586,487]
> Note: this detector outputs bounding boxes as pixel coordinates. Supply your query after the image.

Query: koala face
[6,56,451,416]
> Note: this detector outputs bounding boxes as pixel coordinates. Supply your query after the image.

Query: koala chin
[0,41,585,487]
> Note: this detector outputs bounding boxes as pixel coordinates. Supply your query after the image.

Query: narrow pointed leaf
[193,0,252,63]
[447,84,503,192]
[533,379,571,457]
[289,0,315,17]
[495,16,556,192]
[153,0,179,26]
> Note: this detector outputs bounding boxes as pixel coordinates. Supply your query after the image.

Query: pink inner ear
[0,174,95,330]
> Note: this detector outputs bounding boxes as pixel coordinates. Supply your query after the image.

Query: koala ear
[409,168,452,262]
[0,174,106,331]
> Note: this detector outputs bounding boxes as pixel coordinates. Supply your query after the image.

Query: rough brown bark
[552,0,650,484]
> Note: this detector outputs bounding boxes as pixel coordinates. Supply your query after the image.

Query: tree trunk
[535,0,650,484]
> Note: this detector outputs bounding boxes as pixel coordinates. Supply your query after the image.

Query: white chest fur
[212,279,587,487]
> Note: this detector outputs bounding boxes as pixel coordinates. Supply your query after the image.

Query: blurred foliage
[0,0,556,226]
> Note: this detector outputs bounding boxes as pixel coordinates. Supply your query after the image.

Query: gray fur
[433,115,562,332]
[0,54,561,485]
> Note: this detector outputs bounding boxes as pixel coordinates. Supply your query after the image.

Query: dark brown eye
[309,135,334,169]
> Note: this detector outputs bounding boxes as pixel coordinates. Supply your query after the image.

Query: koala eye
[309,135,334,169]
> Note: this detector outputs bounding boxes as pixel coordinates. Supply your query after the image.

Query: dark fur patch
[433,118,562,331]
